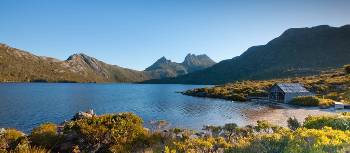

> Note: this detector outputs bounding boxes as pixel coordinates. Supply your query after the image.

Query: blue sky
[0,0,349,70]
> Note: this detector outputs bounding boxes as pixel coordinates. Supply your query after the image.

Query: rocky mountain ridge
[144,25,350,84]
[144,53,216,78]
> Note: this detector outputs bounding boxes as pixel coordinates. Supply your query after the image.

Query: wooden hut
[269,83,314,103]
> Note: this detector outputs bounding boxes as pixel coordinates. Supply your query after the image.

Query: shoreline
[241,101,340,127]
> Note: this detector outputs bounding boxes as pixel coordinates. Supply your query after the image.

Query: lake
[0,83,335,133]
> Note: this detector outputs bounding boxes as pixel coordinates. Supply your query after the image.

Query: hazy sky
[0,0,349,70]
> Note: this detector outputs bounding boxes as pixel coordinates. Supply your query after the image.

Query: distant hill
[0,43,215,83]
[145,25,350,84]
[0,44,150,82]
[144,54,216,78]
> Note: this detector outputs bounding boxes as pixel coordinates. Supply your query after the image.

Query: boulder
[72,109,95,120]
[0,128,5,135]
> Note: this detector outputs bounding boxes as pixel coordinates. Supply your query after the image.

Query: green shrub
[2,129,24,141]
[63,112,147,152]
[227,127,350,153]
[344,64,350,74]
[248,89,269,97]
[341,112,350,116]
[30,123,59,149]
[303,115,350,131]
[228,94,247,101]
[10,145,50,153]
[318,98,334,108]
[285,127,350,153]
[291,96,320,106]
[0,129,25,151]
[228,133,289,153]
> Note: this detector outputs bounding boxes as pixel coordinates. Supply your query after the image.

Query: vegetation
[62,112,148,152]
[291,96,320,106]
[303,115,350,131]
[287,117,301,131]
[30,123,59,149]
[290,96,334,107]
[183,80,273,101]
[1,112,350,153]
[184,66,350,104]
[344,64,350,74]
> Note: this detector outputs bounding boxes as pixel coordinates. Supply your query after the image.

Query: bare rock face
[145,54,216,78]
[182,53,216,73]
[67,54,103,72]
[66,53,109,78]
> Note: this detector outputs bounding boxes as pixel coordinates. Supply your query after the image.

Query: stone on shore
[72,109,95,120]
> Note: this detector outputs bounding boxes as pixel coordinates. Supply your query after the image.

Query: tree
[222,123,238,141]
[287,117,301,131]
[203,125,222,137]
[255,120,273,133]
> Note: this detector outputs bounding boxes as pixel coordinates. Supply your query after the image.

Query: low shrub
[344,64,350,74]
[228,94,247,101]
[284,127,350,153]
[318,98,334,108]
[1,129,24,141]
[303,115,350,131]
[227,127,350,153]
[341,112,350,116]
[291,96,334,108]
[63,112,148,152]
[248,89,269,97]
[0,129,25,151]
[291,96,320,106]
[10,145,50,153]
[3,113,350,153]
[30,123,59,149]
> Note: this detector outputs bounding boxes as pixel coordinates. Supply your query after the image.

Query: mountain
[0,43,215,82]
[145,25,350,84]
[182,54,216,73]
[0,44,150,82]
[144,54,216,78]
[64,53,150,82]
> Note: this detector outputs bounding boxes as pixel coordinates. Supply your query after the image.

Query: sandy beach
[241,102,346,127]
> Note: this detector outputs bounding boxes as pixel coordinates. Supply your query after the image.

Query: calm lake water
[0,83,280,132]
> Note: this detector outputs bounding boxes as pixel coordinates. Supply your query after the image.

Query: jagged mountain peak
[182,53,216,72]
[66,53,103,70]
[144,56,173,71]
[184,53,207,59]
[157,56,171,63]
[183,53,213,63]
[145,53,216,78]
[67,53,93,61]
